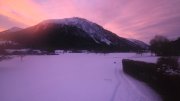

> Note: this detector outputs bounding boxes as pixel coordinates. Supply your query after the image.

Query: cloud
[0,0,180,43]
[0,14,27,30]
[103,0,180,42]
[0,0,47,26]
[0,27,6,32]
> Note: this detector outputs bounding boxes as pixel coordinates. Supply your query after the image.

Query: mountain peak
[0,17,149,52]
[0,27,22,33]
[41,17,93,25]
[38,17,113,45]
[8,27,22,32]
[39,17,98,33]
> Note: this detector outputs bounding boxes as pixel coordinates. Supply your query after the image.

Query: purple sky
[0,0,180,43]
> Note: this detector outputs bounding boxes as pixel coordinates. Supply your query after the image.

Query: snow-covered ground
[0,53,161,101]
[125,53,159,63]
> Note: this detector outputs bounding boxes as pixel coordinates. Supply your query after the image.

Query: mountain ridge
[0,17,148,52]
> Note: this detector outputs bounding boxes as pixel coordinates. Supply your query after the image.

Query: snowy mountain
[0,17,148,52]
[0,27,22,47]
[1,27,22,33]
[129,39,149,50]
[40,17,113,45]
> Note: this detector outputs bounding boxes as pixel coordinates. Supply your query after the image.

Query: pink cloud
[0,26,6,32]
[0,0,180,42]
[0,0,47,26]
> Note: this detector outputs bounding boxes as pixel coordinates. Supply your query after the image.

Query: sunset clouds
[0,0,180,42]
[0,0,47,26]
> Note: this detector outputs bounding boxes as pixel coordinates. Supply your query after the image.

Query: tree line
[150,35,180,56]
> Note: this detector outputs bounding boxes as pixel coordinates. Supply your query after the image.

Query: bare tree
[150,35,170,56]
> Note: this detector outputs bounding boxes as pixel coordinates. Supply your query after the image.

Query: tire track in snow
[121,72,152,101]
[110,60,156,101]
[110,61,122,101]
[117,62,161,101]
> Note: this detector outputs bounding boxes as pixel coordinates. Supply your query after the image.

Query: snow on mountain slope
[1,27,22,33]
[0,17,148,51]
[129,39,149,49]
[40,17,113,45]
[0,40,18,45]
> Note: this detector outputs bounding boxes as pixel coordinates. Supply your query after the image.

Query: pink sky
[0,0,180,43]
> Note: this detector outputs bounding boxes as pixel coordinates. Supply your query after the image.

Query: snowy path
[0,53,161,101]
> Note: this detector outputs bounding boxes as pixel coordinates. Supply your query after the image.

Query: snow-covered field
[125,53,159,63]
[0,53,161,101]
